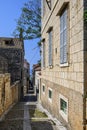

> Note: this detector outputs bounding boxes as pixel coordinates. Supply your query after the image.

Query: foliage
[37,59,41,66]
[13,0,41,41]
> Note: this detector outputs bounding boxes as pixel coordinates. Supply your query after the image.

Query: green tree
[13,0,41,45]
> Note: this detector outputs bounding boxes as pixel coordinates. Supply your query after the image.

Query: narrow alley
[0,89,67,130]
[0,0,87,130]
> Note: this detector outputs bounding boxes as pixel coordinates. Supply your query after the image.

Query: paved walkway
[0,92,67,130]
[23,92,67,130]
[0,102,24,130]
[37,103,67,130]
[23,104,31,130]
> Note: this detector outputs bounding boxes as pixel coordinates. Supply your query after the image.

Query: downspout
[83,94,86,130]
[83,0,87,129]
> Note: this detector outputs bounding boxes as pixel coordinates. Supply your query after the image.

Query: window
[48,29,53,66]
[42,85,45,93]
[60,8,68,64]
[5,40,10,45]
[42,39,45,68]
[48,88,52,102]
[59,94,68,122]
[5,39,14,46]
[60,99,67,114]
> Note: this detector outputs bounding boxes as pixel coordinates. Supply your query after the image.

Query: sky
[0,0,40,72]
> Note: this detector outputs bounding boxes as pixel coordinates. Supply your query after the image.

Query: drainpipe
[83,94,86,130]
[83,0,87,128]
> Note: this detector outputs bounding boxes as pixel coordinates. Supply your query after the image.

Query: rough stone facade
[0,37,24,84]
[24,59,30,95]
[0,37,24,99]
[0,56,8,73]
[41,0,87,130]
[0,73,19,119]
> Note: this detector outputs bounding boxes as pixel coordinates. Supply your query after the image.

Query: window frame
[48,27,53,67]
[60,7,68,66]
[41,39,45,69]
[42,84,45,94]
[59,94,68,122]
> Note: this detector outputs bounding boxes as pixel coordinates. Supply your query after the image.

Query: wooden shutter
[60,14,64,64]
[49,30,52,66]
[41,40,45,68]
[41,43,43,68]
[43,42,45,67]
[63,9,67,63]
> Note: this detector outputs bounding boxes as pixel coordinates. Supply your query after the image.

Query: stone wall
[0,56,8,74]
[41,0,84,95]
[0,37,24,99]
[23,59,30,95]
[41,0,84,130]
[11,81,20,103]
[0,73,20,118]
[0,48,23,84]
[84,0,87,129]
[41,79,83,130]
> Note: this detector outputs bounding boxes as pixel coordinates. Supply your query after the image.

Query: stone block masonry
[0,37,24,99]
[41,0,87,130]
[0,48,23,83]
[0,73,20,119]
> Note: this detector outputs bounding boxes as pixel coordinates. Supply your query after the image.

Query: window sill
[42,92,45,95]
[59,94,68,122]
[60,63,69,68]
[59,110,68,122]
[48,98,52,103]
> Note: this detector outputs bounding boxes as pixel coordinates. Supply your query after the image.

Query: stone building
[0,56,8,73]
[0,37,24,99]
[41,0,87,130]
[32,64,41,93]
[23,59,30,95]
[34,66,41,93]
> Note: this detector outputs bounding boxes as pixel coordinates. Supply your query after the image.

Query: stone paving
[0,93,67,130]
[23,104,31,130]
[0,103,24,130]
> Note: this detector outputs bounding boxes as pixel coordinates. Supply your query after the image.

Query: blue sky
[0,0,40,71]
